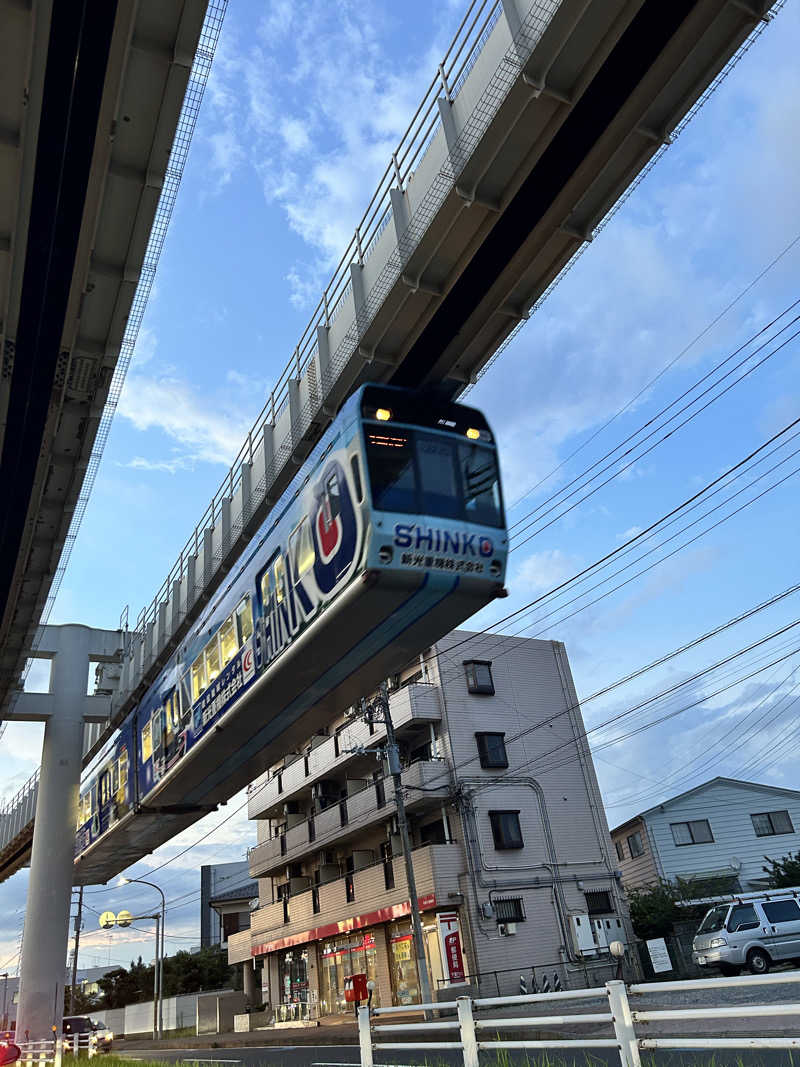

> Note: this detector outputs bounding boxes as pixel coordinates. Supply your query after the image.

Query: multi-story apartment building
[228,630,630,1020]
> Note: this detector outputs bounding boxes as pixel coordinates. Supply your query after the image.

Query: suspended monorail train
[74,384,508,883]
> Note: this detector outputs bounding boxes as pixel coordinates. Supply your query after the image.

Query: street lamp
[119,877,166,1038]
[99,911,161,1040]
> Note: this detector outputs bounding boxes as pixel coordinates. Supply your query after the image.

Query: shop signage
[253,893,437,957]
[390,933,413,961]
[436,911,466,984]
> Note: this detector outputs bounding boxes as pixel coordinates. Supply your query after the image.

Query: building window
[751,810,794,837]
[627,832,644,858]
[489,810,523,850]
[614,839,625,862]
[312,886,320,914]
[494,897,525,922]
[475,732,508,769]
[670,819,714,846]
[585,890,613,916]
[464,660,494,695]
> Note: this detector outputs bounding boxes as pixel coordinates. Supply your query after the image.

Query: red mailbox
[343,973,368,1003]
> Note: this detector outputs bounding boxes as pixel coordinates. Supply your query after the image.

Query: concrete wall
[91,990,234,1035]
[643,779,800,889]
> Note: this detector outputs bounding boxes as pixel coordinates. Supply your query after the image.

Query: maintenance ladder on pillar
[358,971,800,1066]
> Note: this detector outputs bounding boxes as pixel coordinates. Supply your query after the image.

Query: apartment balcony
[247,682,442,821]
[246,842,464,951]
[227,928,252,965]
[247,759,450,879]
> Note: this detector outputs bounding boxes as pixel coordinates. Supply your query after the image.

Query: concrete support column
[242,959,257,1009]
[16,625,91,1041]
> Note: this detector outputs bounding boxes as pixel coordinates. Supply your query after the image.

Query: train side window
[290,521,315,577]
[152,709,163,754]
[164,703,174,744]
[90,782,97,814]
[205,638,221,686]
[273,557,286,603]
[237,597,253,644]
[119,750,128,787]
[168,693,180,733]
[99,774,109,806]
[219,615,238,665]
[180,673,192,719]
[260,570,273,611]
[191,655,206,701]
[141,721,152,762]
[350,456,363,502]
[110,762,119,794]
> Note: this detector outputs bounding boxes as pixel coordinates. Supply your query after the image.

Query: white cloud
[514,549,578,594]
[201,0,462,306]
[122,456,195,474]
[118,373,253,467]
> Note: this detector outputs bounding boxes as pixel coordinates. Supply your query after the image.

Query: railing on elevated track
[113,0,561,720]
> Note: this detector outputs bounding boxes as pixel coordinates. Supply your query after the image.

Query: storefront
[319,930,382,1015]
[255,897,469,1019]
[276,945,310,1022]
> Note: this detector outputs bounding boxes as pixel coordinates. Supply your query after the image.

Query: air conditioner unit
[352,850,374,871]
[318,863,340,883]
[288,876,311,895]
[344,778,367,797]
[498,922,517,936]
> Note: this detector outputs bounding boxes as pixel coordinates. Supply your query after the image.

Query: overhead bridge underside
[0,0,778,885]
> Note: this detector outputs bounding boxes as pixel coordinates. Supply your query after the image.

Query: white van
[692,887,800,975]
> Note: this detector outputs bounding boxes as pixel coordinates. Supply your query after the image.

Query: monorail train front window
[365,427,503,528]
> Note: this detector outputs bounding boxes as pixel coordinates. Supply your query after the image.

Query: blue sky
[1,0,799,971]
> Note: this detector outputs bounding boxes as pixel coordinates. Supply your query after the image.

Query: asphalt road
[118,1045,798,1067]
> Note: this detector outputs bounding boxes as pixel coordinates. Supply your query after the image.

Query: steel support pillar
[15,624,118,1041]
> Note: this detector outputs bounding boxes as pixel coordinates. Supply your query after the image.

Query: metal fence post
[606,980,641,1067]
[456,996,478,1067]
[357,1005,373,1067]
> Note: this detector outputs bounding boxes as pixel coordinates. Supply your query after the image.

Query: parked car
[61,1017,113,1051]
[692,887,800,975]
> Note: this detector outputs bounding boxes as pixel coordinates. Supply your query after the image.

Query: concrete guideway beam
[15,624,121,1042]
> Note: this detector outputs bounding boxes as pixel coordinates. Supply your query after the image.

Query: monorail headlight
[375,407,392,421]
[466,427,480,440]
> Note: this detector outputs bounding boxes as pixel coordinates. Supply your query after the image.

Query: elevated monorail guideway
[0,0,213,722]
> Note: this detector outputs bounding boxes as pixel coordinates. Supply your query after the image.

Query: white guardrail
[357,972,800,1066]
[10,1032,101,1067]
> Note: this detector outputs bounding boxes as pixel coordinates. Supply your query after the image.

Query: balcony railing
[247,842,462,945]
[247,683,441,820]
[247,759,449,878]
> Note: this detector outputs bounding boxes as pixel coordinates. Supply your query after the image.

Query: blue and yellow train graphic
[74,384,508,883]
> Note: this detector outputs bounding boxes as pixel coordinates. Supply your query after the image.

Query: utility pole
[69,888,83,1014]
[364,683,432,1007]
